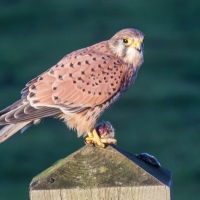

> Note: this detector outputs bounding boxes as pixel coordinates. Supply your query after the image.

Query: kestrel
[0,28,144,147]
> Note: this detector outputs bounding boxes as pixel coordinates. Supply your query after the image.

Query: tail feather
[0,99,25,116]
[0,122,30,143]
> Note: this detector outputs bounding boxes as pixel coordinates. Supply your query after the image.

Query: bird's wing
[0,98,61,125]
[22,49,126,114]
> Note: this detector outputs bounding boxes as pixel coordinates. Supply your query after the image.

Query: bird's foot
[85,121,117,148]
[85,129,106,148]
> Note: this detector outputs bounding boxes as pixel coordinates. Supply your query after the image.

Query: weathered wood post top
[29,144,172,200]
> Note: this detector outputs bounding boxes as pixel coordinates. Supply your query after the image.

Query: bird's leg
[85,129,105,148]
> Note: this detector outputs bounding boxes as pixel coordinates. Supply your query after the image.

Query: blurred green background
[0,0,200,199]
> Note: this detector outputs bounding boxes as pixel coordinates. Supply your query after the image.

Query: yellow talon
[85,129,105,148]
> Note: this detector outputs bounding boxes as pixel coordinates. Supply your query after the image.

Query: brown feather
[0,122,31,143]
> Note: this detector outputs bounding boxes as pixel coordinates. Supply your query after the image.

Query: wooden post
[29,144,172,200]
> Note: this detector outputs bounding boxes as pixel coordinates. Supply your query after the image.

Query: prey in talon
[85,121,117,147]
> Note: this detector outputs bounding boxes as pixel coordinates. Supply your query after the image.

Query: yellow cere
[131,41,142,48]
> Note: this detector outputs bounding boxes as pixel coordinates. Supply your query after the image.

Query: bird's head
[108,28,145,67]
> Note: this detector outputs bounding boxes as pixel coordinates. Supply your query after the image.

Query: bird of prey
[0,28,144,147]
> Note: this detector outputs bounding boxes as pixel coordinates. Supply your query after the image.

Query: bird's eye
[123,39,128,43]
[122,38,131,45]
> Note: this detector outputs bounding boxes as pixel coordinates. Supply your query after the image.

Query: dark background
[0,0,200,199]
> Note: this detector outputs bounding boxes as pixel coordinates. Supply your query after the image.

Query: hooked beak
[131,41,142,53]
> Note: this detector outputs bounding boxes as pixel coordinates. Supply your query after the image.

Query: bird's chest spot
[121,67,137,91]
